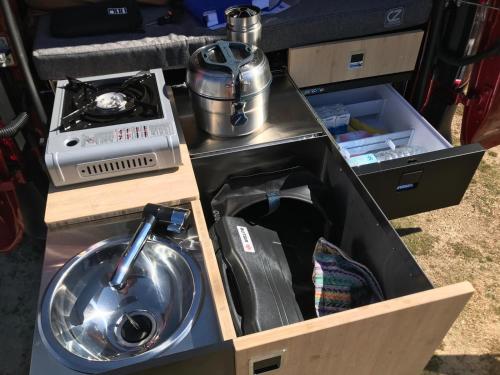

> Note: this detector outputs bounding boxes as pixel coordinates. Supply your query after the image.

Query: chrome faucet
[110,204,190,289]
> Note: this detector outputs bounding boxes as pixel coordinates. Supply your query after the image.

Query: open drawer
[187,137,475,375]
[112,144,474,375]
[304,84,485,219]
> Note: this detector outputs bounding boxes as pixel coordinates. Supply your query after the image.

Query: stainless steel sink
[38,234,203,374]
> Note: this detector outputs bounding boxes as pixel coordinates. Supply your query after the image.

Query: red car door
[461,1,500,148]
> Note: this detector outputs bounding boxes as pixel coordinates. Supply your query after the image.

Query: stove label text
[82,124,169,146]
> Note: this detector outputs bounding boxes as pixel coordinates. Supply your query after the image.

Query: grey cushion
[32,0,432,80]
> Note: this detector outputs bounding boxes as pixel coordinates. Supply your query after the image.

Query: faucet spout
[110,204,191,290]
[110,214,157,289]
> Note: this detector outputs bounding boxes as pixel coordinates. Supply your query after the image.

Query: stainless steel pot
[187,40,272,138]
[225,5,262,47]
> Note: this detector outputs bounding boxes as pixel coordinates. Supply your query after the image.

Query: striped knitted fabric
[313,237,384,317]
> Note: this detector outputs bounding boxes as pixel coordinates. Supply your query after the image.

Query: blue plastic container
[184,1,280,27]
[184,0,244,26]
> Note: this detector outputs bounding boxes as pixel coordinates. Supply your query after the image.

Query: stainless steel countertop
[172,73,325,159]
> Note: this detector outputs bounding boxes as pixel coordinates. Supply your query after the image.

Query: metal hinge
[456,87,494,109]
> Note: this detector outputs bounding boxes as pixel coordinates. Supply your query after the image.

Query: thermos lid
[187,40,271,100]
[225,5,262,30]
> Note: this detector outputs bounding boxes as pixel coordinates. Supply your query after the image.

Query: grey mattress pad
[32,0,432,80]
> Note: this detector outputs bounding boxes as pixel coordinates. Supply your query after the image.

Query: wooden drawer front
[288,31,424,88]
[233,283,473,375]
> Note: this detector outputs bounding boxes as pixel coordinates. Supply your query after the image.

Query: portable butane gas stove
[45,69,181,187]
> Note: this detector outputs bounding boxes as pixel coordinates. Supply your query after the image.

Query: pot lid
[187,40,272,100]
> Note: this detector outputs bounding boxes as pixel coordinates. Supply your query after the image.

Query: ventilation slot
[78,154,157,178]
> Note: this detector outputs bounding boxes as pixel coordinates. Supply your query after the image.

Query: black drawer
[304,84,485,219]
[191,137,433,299]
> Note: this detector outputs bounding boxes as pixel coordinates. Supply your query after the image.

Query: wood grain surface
[288,30,424,88]
[45,144,199,227]
[233,282,474,375]
[191,199,237,341]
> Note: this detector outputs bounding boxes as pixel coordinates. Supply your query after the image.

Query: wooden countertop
[44,143,199,228]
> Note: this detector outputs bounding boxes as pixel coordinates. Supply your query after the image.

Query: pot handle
[230,101,248,126]
[201,41,252,127]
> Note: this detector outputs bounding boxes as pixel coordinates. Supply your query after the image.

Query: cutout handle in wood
[250,350,286,375]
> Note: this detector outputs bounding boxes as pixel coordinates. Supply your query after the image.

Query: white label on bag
[237,226,255,253]
[108,8,128,16]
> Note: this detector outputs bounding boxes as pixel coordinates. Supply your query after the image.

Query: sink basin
[38,235,203,374]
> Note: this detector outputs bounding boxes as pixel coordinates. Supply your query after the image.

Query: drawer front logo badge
[385,7,405,27]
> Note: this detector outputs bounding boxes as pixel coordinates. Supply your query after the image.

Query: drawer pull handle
[397,170,423,192]
[253,355,282,374]
[397,183,417,191]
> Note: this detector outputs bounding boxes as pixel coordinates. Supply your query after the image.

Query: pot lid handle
[201,40,254,77]
[201,41,254,103]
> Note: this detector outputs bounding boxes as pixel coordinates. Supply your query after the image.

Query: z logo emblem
[385,7,404,27]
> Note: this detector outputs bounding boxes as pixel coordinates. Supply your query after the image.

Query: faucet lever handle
[166,209,190,233]
[143,204,191,234]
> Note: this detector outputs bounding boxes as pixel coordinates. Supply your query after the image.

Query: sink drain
[115,311,157,347]
[121,314,153,343]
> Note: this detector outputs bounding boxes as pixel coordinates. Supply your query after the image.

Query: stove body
[45,69,181,187]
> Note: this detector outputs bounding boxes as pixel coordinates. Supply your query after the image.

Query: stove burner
[95,92,128,111]
[58,72,163,132]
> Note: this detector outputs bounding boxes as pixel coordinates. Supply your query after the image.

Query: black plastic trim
[355,143,485,219]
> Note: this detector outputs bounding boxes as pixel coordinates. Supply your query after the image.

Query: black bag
[212,217,304,336]
[50,0,143,38]
[211,167,339,328]
[212,167,385,334]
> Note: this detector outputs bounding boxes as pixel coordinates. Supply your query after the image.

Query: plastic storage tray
[305,84,484,218]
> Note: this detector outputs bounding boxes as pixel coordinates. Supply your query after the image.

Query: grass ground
[392,106,500,375]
